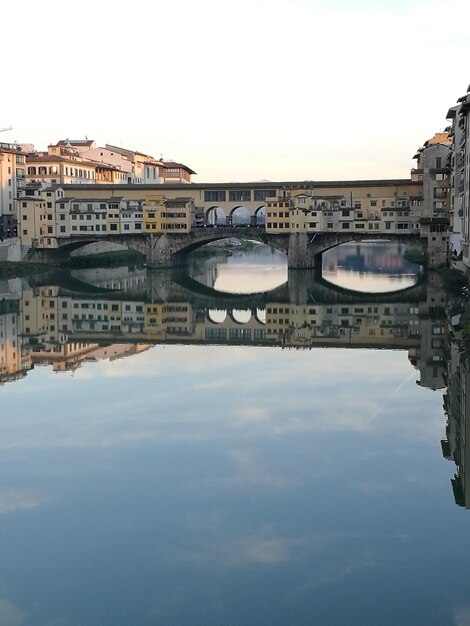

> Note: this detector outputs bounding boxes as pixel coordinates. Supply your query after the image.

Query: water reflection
[186,242,287,294]
[2,256,470,625]
[0,266,440,386]
[322,242,422,293]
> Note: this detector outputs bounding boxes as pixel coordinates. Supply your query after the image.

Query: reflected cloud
[74,345,256,380]
[234,407,271,423]
[229,448,287,488]
[352,480,397,494]
[232,535,289,564]
[454,606,470,626]
[0,489,46,515]
[0,598,25,626]
[290,552,377,595]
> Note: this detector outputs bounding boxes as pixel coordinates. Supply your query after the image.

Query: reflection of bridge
[28,267,427,308]
[37,228,422,269]
[0,269,445,390]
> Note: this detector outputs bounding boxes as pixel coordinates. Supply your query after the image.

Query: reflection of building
[411,273,447,391]
[0,271,441,387]
[265,301,420,349]
[0,300,31,384]
[323,242,420,275]
[442,302,470,507]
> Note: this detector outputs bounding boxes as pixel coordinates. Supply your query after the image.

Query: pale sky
[2,0,469,182]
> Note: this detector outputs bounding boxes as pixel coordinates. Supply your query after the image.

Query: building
[17,184,66,248]
[447,88,470,259]
[411,132,451,267]
[0,143,26,235]
[26,143,98,186]
[160,161,196,184]
[264,181,422,236]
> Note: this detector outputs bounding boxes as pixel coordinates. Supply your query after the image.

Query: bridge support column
[287,233,316,269]
[145,234,173,268]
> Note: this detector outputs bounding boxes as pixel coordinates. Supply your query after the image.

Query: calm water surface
[0,243,466,625]
[322,241,422,292]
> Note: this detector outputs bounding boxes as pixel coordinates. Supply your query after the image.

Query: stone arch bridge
[35,229,424,268]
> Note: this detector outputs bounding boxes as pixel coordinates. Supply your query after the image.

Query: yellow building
[156,197,194,233]
[265,192,292,233]
[143,194,165,233]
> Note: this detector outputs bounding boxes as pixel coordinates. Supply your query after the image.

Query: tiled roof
[162,161,197,174]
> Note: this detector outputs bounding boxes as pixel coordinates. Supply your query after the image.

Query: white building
[0,144,26,235]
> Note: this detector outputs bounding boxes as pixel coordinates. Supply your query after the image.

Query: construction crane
[0,126,12,133]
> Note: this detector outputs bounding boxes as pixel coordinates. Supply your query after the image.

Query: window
[254,190,275,201]
[204,190,226,202]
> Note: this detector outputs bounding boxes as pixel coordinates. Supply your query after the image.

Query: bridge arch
[229,206,251,226]
[45,237,147,261]
[255,206,266,225]
[310,233,425,259]
[206,206,226,226]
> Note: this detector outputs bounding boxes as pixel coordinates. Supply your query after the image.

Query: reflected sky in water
[0,344,466,625]
[0,247,467,626]
[187,243,287,294]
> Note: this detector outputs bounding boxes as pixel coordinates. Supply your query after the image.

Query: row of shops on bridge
[17,177,446,253]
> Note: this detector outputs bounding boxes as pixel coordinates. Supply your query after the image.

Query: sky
[2,0,470,182]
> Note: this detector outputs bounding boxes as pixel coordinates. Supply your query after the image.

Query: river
[0,242,466,626]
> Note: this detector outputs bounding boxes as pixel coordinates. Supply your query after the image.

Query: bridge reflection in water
[4,266,470,510]
[0,267,441,384]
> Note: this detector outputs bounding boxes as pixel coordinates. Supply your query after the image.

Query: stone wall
[0,238,21,262]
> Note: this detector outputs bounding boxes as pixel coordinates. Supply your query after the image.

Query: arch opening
[207,309,227,324]
[230,309,252,324]
[206,206,227,226]
[229,206,251,226]
[255,205,266,225]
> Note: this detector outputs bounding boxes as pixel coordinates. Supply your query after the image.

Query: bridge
[34,228,423,269]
